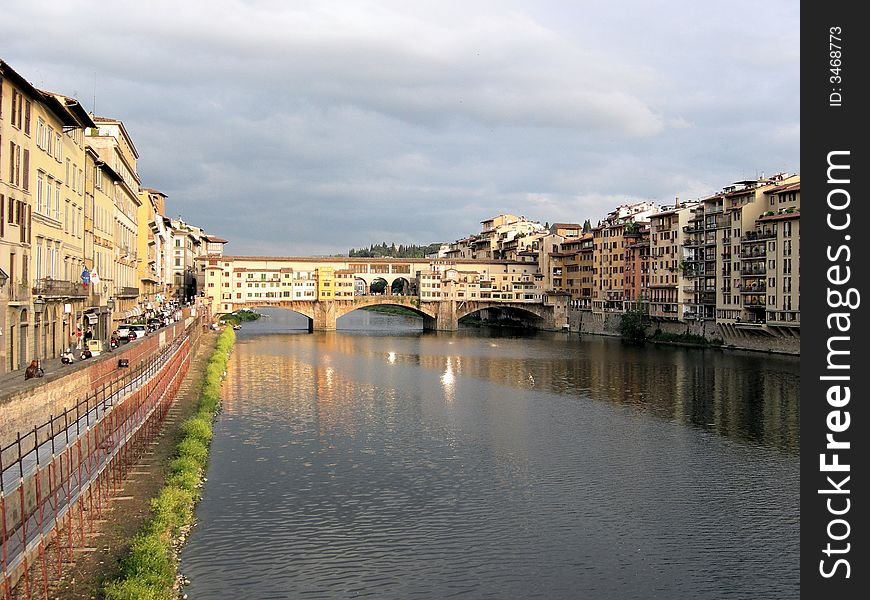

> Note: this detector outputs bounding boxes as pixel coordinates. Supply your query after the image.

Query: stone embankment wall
[0,314,204,453]
[567,309,800,355]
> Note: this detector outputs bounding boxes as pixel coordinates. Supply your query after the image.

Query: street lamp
[105,296,116,349]
[33,296,46,359]
[0,267,8,288]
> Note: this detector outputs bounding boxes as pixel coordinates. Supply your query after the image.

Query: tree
[619,306,649,344]
[582,219,592,233]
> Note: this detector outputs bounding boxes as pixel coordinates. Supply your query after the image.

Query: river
[180,308,799,599]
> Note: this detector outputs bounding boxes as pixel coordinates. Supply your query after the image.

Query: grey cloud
[2,0,799,254]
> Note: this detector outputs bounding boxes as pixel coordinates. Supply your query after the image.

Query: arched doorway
[369,278,388,295]
[19,308,29,369]
[391,277,411,296]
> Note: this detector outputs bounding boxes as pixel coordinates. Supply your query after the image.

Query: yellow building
[648,202,698,320]
[316,267,334,300]
[1,60,37,371]
[714,174,799,325]
[30,92,97,357]
[758,180,799,329]
[0,72,97,363]
[86,117,142,323]
[137,189,158,305]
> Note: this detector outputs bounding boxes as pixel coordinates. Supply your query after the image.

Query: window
[22,149,28,191]
[8,141,21,187]
[10,90,23,129]
[37,173,44,213]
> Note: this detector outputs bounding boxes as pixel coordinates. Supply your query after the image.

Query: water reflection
[182,309,799,599]
[238,308,799,452]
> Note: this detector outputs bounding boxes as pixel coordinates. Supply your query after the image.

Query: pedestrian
[25,360,40,380]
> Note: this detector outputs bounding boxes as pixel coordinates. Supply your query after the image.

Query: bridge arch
[455,302,548,328]
[353,272,417,294]
[227,304,316,330]
[390,277,411,295]
[333,297,437,322]
[369,277,389,295]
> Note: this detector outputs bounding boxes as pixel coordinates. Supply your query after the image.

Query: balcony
[740,249,766,260]
[741,266,767,276]
[116,286,140,298]
[7,283,31,303]
[742,229,776,242]
[740,283,766,293]
[743,298,766,308]
[32,278,89,298]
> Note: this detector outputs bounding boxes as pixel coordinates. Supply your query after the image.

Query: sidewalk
[0,340,135,399]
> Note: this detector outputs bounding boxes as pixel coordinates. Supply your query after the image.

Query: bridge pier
[422,314,438,331]
[434,300,459,331]
[312,302,337,331]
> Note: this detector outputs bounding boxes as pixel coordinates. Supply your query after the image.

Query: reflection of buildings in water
[224,333,798,455]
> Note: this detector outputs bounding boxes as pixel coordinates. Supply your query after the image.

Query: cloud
[0,0,799,255]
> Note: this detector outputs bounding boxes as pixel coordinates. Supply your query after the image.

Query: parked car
[116,324,133,341]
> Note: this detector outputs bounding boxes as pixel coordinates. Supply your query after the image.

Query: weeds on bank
[103,327,235,600]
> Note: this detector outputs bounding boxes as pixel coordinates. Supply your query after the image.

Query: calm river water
[180,308,799,599]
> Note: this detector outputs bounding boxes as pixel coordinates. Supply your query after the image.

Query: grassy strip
[218,309,261,327]
[103,327,236,600]
[359,305,420,317]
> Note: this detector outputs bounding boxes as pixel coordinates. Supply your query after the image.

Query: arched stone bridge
[251,295,567,331]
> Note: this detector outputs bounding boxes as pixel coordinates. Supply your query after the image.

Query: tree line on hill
[348,242,442,258]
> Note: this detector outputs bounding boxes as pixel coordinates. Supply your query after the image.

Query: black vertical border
[801,2,867,598]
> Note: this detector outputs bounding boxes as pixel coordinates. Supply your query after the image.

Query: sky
[1,0,800,256]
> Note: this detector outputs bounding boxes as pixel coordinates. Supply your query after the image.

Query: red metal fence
[1,322,197,599]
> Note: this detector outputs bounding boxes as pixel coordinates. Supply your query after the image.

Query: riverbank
[360,305,420,317]
[20,330,218,599]
[567,309,800,355]
[103,327,235,599]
